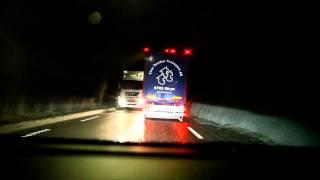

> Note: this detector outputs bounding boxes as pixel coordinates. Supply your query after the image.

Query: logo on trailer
[156,66,173,85]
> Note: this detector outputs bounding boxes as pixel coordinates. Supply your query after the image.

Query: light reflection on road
[95,109,196,143]
[144,119,192,144]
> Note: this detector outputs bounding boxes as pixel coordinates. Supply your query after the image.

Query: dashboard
[1,135,319,179]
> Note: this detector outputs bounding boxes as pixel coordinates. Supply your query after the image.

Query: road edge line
[0,107,114,134]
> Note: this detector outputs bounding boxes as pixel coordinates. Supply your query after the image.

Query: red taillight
[183,48,192,56]
[164,48,176,54]
[143,47,150,53]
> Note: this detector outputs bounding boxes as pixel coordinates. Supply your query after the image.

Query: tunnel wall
[190,103,320,146]
[0,97,113,123]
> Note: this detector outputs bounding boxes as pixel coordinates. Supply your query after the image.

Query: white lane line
[21,129,51,138]
[187,127,204,140]
[80,116,100,122]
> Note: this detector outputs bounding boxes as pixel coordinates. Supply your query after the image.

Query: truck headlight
[138,98,145,105]
[118,96,125,106]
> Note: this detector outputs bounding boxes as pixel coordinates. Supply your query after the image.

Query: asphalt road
[12,109,230,143]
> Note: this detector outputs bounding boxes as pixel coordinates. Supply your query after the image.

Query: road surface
[12,109,254,143]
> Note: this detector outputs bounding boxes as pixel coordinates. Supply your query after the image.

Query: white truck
[117,70,144,109]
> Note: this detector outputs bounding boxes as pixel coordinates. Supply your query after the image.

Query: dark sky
[1,1,318,121]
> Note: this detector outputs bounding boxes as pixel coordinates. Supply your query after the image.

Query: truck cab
[117,71,144,109]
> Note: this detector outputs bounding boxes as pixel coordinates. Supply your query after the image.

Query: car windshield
[0,0,318,147]
[122,81,143,90]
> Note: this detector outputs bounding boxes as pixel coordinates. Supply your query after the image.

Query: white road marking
[80,116,100,122]
[178,118,183,122]
[187,127,204,139]
[21,129,51,138]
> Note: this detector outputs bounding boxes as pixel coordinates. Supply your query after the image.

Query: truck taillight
[143,47,150,53]
[183,48,192,56]
[164,48,176,54]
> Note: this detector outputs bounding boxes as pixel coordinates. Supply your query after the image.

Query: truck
[143,48,189,119]
[117,70,144,109]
